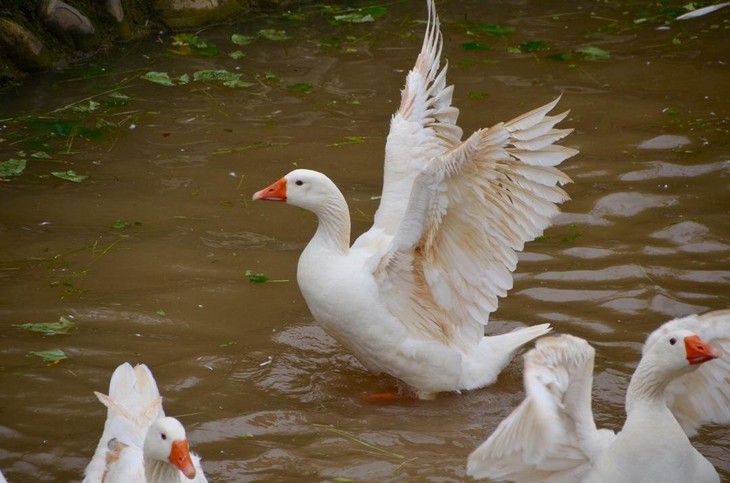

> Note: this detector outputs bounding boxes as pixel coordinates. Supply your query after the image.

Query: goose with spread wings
[467,310,730,482]
[253,0,577,399]
[83,363,208,482]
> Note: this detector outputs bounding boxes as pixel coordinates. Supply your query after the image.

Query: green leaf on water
[245,270,269,283]
[51,170,88,182]
[467,92,488,100]
[177,73,190,85]
[231,34,256,46]
[111,220,130,229]
[0,158,26,178]
[15,317,77,335]
[329,136,365,147]
[156,309,167,317]
[29,348,67,363]
[141,71,174,86]
[71,100,100,113]
[31,151,51,159]
[462,41,490,51]
[469,24,514,37]
[229,50,246,60]
[170,34,219,56]
[259,29,289,41]
[193,70,254,88]
[519,40,547,52]
[333,6,387,23]
[547,52,573,61]
[288,82,313,92]
[575,46,611,61]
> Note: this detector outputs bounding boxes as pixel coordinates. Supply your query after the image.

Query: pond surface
[1,1,729,481]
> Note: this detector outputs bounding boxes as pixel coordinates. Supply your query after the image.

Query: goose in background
[83,362,207,482]
[467,310,730,482]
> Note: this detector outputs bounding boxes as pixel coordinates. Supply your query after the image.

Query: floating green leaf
[193,70,253,88]
[259,29,289,41]
[29,348,67,363]
[467,92,488,100]
[575,46,611,61]
[462,42,490,51]
[156,309,167,317]
[141,71,174,86]
[469,24,513,37]
[245,269,288,283]
[329,136,365,147]
[71,100,100,113]
[111,220,130,229]
[229,50,246,60]
[170,34,219,56]
[547,52,573,61]
[519,40,547,52]
[177,73,190,85]
[30,151,51,159]
[333,6,387,23]
[15,317,77,335]
[0,158,26,178]
[51,170,88,182]
[288,82,313,92]
[231,34,256,46]
[246,270,269,283]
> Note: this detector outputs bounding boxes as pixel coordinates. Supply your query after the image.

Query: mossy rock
[156,0,247,29]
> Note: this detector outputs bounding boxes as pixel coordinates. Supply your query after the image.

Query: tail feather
[461,324,552,390]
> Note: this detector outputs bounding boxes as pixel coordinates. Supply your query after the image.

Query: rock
[0,18,52,71]
[156,0,244,29]
[105,0,124,23]
[104,0,133,40]
[41,0,101,51]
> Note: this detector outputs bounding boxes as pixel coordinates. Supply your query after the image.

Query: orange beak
[253,177,287,202]
[684,334,720,365]
[169,439,196,479]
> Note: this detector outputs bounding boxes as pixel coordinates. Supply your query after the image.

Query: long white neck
[144,457,181,482]
[625,358,671,415]
[309,189,351,255]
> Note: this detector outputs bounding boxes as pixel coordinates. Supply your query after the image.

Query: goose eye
[295,180,304,186]
[161,433,167,440]
[669,337,677,345]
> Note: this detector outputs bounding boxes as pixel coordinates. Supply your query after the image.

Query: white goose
[467,310,730,482]
[83,363,208,482]
[253,0,577,399]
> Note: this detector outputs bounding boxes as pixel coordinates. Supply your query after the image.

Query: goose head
[143,417,197,479]
[643,329,719,376]
[253,169,343,213]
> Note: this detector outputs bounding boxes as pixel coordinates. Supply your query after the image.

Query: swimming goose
[253,0,577,399]
[467,310,730,482]
[83,363,208,482]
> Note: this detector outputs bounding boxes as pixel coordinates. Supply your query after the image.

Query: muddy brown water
[1,1,729,481]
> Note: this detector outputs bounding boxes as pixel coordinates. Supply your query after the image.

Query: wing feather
[376,97,575,348]
[467,334,612,482]
[373,0,462,236]
[644,309,730,436]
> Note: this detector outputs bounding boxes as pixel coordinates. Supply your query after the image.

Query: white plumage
[253,0,576,398]
[83,363,208,483]
[467,310,730,482]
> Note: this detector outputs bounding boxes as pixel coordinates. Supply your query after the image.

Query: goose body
[254,0,577,398]
[467,310,730,482]
[83,363,207,483]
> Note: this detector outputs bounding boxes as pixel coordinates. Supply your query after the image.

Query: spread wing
[373,0,462,236]
[644,309,730,436]
[467,335,614,482]
[83,363,164,483]
[375,98,576,348]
